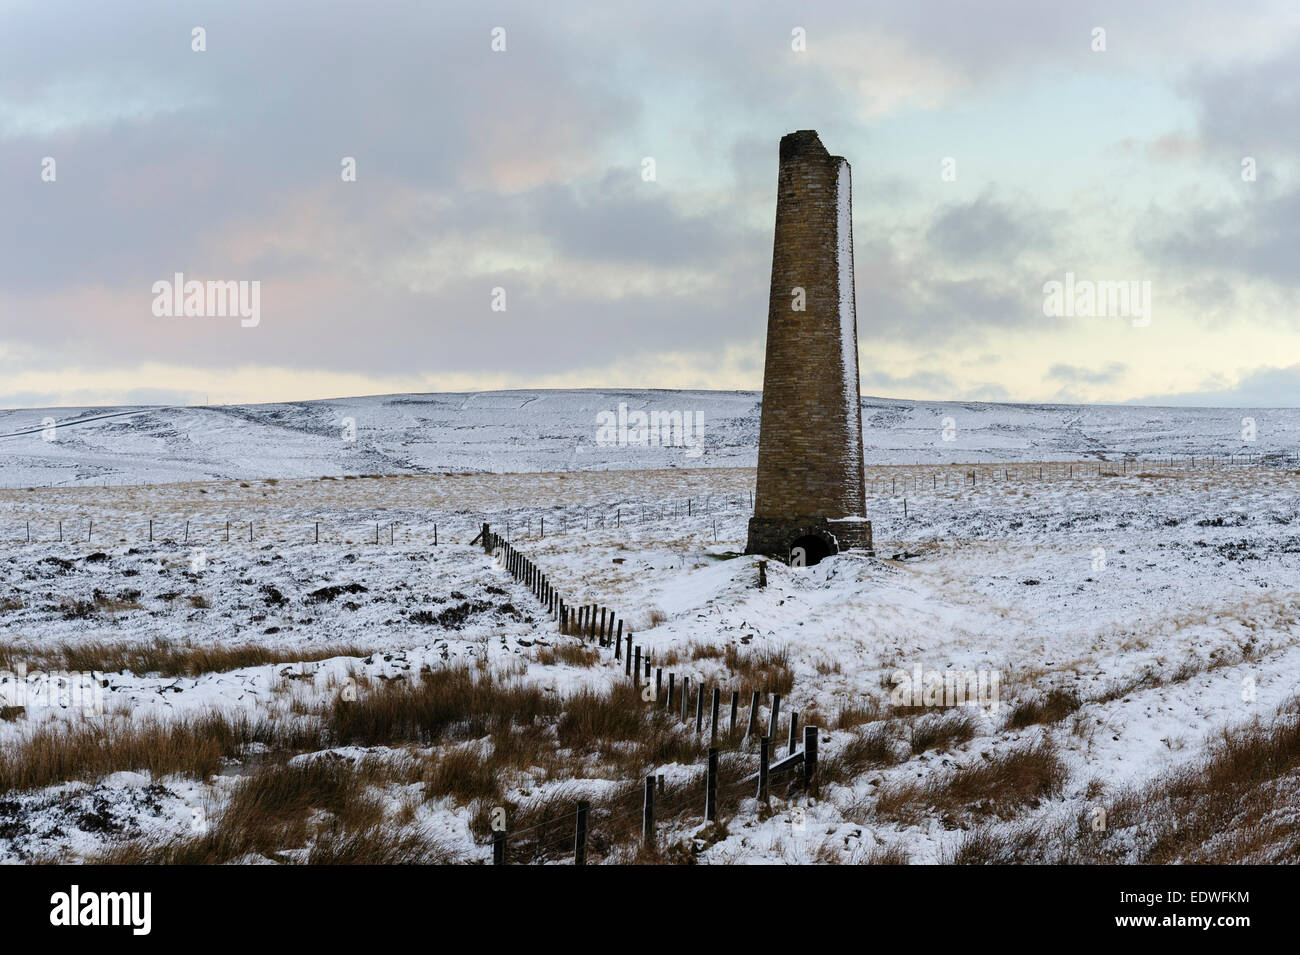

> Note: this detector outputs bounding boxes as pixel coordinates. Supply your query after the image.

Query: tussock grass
[909,709,979,754]
[557,684,648,746]
[954,706,1300,864]
[0,713,320,796]
[0,639,367,678]
[821,724,903,784]
[326,665,557,747]
[876,740,1067,824]
[834,699,883,730]
[859,843,910,865]
[533,643,600,668]
[91,757,448,865]
[306,825,459,864]
[424,745,501,802]
[723,644,794,695]
[1108,704,1300,864]
[1006,688,1082,729]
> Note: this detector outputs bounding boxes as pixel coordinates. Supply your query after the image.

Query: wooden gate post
[804,725,819,795]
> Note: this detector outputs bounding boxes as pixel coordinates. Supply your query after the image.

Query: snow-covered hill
[0,389,1295,488]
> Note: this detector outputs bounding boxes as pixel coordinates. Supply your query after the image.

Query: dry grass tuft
[0,712,320,796]
[1006,688,1083,729]
[876,740,1067,824]
[723,645,794,695]
[0,639,367,678]
[533,643,600,668]
[909,709,979,754]
[822,723,903,783]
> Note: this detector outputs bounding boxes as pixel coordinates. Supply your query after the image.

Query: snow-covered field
[0,391,1298,864]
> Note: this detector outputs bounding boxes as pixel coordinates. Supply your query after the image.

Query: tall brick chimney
[745,130,871,564]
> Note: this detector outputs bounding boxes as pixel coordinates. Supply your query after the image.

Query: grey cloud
[1048,361,1127,384]
[1138,185,1300,291]
[925,192,1052,263]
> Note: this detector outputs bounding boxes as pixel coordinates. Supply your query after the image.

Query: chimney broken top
[779,129,831,162]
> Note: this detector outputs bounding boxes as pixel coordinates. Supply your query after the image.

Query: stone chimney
[745,130,871,564]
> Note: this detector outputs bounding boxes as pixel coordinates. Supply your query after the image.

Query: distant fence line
[2,456,1289,547]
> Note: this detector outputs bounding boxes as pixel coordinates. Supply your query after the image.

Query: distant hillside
[0,390,1294,487]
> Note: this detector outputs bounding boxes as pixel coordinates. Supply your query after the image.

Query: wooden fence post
[681,676,690,723]
[625,632,633,668]
[695,684,704,734]
[655,667,662,702]
[745,690,760,741]
[615,619,623,651]
[729,691,739,737]
[705,748,718,822]
[493,829,505,865]
[643,775,655,843]
[632,645,641,684]
[710,687,720,745]
[768,693,782,741]
[574,800,589,866]
[788,710,799,756]
[758,736,770,804]
[804,725,819,795]
[666,672,675,711]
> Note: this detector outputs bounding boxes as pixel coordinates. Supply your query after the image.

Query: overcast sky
[3,0,1300,408]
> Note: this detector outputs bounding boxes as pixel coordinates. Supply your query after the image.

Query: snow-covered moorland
[0,391,1298,864]
[2,388,1298,488]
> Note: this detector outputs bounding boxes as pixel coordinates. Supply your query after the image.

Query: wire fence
[3,454,1286,549]
[478,525,819,864]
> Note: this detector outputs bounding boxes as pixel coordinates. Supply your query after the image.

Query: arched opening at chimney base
[789,534,834,567]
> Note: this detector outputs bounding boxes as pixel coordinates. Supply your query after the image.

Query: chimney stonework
[745,130,872,563]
